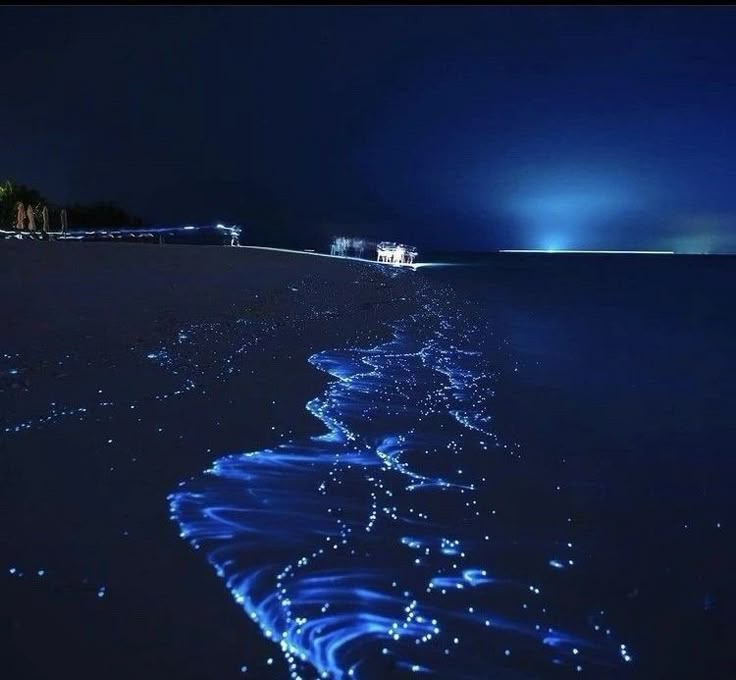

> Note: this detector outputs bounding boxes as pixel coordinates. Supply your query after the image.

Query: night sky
[4,6,736,251]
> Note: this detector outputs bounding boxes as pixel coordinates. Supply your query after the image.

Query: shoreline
[5,242,727,677]
[1,241,422,679]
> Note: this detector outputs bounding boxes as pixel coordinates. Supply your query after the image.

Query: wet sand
[1,242,418,679]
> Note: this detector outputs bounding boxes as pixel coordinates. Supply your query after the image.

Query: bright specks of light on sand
[2,260,637,678]
[6,565,108,602]
[0,274,360,437]
[168,271,633,679]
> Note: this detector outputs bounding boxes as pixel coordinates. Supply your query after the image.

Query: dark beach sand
[5,244,735,680]
[1,242,418,679]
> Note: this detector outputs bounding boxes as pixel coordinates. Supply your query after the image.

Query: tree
[0,178,144,231]
[0,179,46,228]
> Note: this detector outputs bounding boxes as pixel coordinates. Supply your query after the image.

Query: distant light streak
[499,249,674,255]
[28,224,243,240]
[242,245,465,268]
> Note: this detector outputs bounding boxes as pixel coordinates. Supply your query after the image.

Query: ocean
[423,253,736,678]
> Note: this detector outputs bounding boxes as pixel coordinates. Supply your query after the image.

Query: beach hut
[376,241,396,263]
[376,241,418,265]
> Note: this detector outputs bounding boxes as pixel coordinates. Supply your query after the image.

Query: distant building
[328,236,418,265]
[329,236,370,259]
[376,241,417,265]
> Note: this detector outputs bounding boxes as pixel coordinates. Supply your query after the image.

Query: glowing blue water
[169,280,633,679]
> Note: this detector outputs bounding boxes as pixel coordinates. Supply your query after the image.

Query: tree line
[0,179,144,231]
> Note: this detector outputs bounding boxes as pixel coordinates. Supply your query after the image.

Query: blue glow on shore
[0,258,635,678]
[168,272,633,679]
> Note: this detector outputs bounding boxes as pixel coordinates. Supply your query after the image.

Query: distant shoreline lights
[499,249,675,255]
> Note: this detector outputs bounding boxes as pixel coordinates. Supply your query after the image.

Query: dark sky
[4,5,736,251]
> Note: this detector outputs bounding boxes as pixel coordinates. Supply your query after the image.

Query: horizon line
[499,249,676,255]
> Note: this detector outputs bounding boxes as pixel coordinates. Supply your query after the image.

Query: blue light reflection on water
[168,277,633,679]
